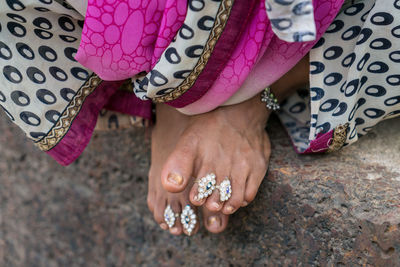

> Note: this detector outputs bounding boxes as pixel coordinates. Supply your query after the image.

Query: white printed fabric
[0,0,91,141]
[133,0,222,100]
[279,0,400,152]
[264,0,316,42]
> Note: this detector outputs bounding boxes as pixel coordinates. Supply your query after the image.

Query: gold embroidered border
[152,0,234,103]
[36,74,102,151]
[327,123,349,153]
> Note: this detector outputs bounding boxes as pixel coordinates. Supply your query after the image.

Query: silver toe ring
[216,179,232,202]
[181,205,197,236]
[164,205,179,228]
[195,173,216,201]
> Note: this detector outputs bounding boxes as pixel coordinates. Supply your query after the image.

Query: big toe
[161,138,197,193]
[202,206,229,234]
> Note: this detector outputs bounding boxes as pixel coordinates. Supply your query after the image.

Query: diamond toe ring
[164,205,179,228]
[195,173,216,201]
[181,205,197,236]
[216,179,232,202]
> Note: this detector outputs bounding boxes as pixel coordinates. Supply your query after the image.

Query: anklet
[261,88,280,111]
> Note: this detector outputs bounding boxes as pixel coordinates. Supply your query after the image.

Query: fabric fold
[75,0,187,81]
[165,0,259,108]
[46,78,122,165]
[264,0,317,42]
[179,0,345,115]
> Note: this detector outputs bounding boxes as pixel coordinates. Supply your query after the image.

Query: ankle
[220,93,272,129]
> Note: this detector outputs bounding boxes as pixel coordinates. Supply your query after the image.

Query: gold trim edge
[36,74,102,151]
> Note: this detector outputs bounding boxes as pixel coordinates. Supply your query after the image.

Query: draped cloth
[278,0,400,153]
[0,0,398,165]
[76,0,343,112]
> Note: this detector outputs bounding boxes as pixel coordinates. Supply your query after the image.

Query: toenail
[171,227,179,234]
[168,173,183,185]
[241,201,248,207]
[225,206,234,214]
[207,216,220,227]
[160,223,168,230]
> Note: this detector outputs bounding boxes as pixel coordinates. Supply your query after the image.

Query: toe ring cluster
[164,204,197,236]
[196,173,232,202]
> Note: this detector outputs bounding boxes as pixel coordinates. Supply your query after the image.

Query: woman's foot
[148,54,309,234]
[147,105,200,236]
[148,94,270,234]
[159,95,271,226]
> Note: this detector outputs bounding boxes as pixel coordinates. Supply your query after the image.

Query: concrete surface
[0,114,399,266]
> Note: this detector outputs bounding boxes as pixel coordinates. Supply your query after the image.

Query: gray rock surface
[1,114,399,266]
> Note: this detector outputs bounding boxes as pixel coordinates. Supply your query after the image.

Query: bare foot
[157,54,309,233]
[149,54,309,234]
[157,95,271,233]
[147,105,200,236]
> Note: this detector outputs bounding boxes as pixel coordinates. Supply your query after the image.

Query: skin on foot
[160,95,272,218]
[201,206,230,234]
[147,105,199,236]
[158,54,310,233]
[150,54,309,234]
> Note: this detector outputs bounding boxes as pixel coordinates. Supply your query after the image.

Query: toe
[204,165,229,212]
[189,182,207,206]
[170,224,183,235]
[147,193,155,214]
[161,136,198,193]
[147,168,157,213]
[222,193,243,215]
[244,174,265,205]
[168,201,183,235]
[204,176,225,212]
[202,207,229,234]
[222,160,248,215]
[205,193,223,212]
[244,160,268,204]
[189,167,217,207]
[153,197,168,230]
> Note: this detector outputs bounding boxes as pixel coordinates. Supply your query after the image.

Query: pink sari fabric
[46,79,153,166]
[75,0,266,106]
[178,0,344,115]
[76,0,343,116]
[75,0,187,81]
[164,0,263,108]
[46,79,123,166]
[224,0,345,107]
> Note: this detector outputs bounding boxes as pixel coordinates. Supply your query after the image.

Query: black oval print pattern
[265,0,316,42]
[0,0,91,141]
[280,0,400,152]
[133,0,221,100]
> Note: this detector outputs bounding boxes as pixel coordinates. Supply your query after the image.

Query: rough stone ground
[0,114,399,267]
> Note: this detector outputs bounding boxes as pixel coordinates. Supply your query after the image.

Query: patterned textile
[0,0,89,141]
[63,0,87,16]
[76,0,343,112]
[3,0,396,166]
[75,0,187,81]
[0,0,152,165]
[278,0,400,153]
[265,0,316,42]
[132,0,224,101]
[183,0,344,114]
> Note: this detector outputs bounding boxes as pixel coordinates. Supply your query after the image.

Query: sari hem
[45,79,123,166]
